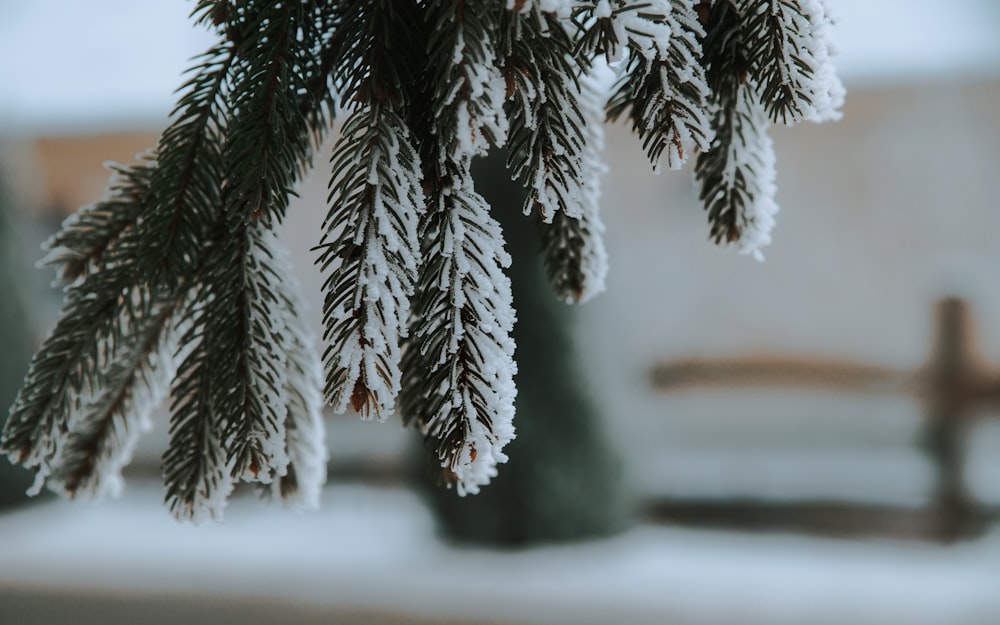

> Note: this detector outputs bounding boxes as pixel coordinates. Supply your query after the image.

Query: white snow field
[2,481,1000,625]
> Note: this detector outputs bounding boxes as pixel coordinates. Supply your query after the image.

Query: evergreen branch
[222,0,317,228]
[401,166,517,496]
[537,74,608,303]
[268,260,327,508]
[740,0,843,124]
[1,257,143,494]
[572,0,673,63]
[139,40,234,281]
[695,0,777,259]
[163,287,233,522]
[501,7,590,221]
[47,285,180,499]
[331,0,420,110]
[190,0,228,30]
[317,0,425,418]
[163,215,292,519]
[300,3,348,149]
[317,107,423,418]
[209,220,290,484]
[41,160,154,285]
[425,0,508,160]
[606,0,711,171]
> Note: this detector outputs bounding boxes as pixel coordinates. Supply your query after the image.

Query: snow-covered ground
[2,482,1000,625]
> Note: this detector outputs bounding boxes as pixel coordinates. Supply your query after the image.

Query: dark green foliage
[694,0,756,245]
[222,2,318,228]
[501,8,588,221]
[139,41,232,283]
[0,170,39,508]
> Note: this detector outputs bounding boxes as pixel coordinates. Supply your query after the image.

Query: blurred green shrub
[0,166,39,508]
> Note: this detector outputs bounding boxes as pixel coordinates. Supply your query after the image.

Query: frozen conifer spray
[1,0,843,520]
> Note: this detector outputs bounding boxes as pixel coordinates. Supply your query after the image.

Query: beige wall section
[30,131,160,214]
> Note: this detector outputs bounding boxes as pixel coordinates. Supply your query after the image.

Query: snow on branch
[163,291,234,522]
[318,107,424,418]
[538,72,609,303]
[269,271,328,510]
[401,166,517,496]
[606,0,711,171]
[574,0,674,63]
[502,7,592,222]
[213,222,292,485]
[695,82,778,259]
[426,0,509,160]
[47,287,181,500]
[740,0,844,124]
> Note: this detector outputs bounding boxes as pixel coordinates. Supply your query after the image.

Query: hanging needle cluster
[1,0,842,520]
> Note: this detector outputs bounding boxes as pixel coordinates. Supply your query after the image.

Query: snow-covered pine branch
[163,289,233,522]
[606,0,712,171]
[318,0,425,420]
[0,225,152,496]
[318,108,423,418]
[695,0,776,259]
[164,219,296,521]
[574,0,673,64]
[740,0,844,124]
[425,0,508,160]
[212,222,291,485]
[538,72,609,303]
[269,261,327,509]
[401,166,517,496]
[46,286,180,500]
[502,7,591,222]
[1,0,844,518]
[40,161,153,285]
[695,79,778,259]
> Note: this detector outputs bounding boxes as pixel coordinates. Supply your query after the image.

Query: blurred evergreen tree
[0,168,39,508]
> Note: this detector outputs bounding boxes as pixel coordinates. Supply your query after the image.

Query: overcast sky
[0,0,999,132]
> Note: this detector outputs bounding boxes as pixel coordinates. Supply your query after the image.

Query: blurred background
[2,1,1000,624]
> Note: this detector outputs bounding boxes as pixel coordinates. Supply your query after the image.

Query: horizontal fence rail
[648,297,1000,542]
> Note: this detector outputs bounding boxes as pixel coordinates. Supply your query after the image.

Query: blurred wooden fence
[649,297,1000,542]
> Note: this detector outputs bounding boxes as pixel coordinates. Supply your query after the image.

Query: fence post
[922,297,976,541]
